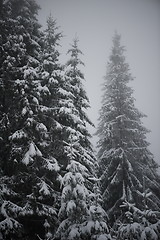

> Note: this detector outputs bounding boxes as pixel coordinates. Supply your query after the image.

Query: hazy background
[36,0,160,164]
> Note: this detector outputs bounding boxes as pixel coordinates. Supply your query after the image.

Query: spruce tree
[64,37,95,172]
[81,181,112,240]
[0,0,43,238]
[96,32,160,225]
[55,135,111,240]
[55,38,96,240]
[55,38,111,240]
[55,138,90,240]
[0,1,60,239]
[40,14,74,169]
[117,201,160,240]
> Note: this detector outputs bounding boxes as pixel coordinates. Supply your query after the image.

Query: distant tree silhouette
[96,32,160,225]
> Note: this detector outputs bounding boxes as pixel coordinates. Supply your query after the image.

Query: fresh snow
[97,234,110,240]
[67,160,88,176]
[45,158,60,172]
[0,218,22,232]
[21,106,28,116]
[22,151,34,165]
[32,96,39,105]
[66,200,76,214]
[37,85,50,94]
[73,184,86,198]
[58,88,72,97]
[24,68,38,80]
[41,70,49,79]
[38,181,50,195]
[126,159,133,172]
[36,123,47,132]
[49,76,58,84]
[141,226,158,240]
[68,227,80,239]
[9,129,27,140]
[22,142,42,165]
[59,106,72,115]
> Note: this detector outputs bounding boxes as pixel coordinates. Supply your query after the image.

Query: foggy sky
[36,0,160,164]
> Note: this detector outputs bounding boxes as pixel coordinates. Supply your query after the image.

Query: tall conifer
[55,38,111,240]
[0,1,60,239]
[65,37,95,172]
[96,32,160,224]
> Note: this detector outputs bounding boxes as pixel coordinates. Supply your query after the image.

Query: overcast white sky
[36,0,160,164]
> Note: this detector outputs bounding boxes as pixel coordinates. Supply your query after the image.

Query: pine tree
[0,1,60,239]
[39,14,72,169]
[55,137,90,240]
[54,37,96,239]
[37,13,64,184]
[81,181,112,240]
[64,37,95,173]
[0,0,43,238]
[55,38,111,240]
[96,32,160,225]
[0,0,42,176]
[117,201,160,240]
[55,135,112,240]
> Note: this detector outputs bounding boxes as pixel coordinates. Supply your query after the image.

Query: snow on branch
[22,142,42,165]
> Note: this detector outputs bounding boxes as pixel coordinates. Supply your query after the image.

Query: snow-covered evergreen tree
[0,0,43,238]
[0,2,60,239]
[116,201,160,240]
[55,137,90,240]
[37,13,64,177]
[81,181,112,240]
[39,14,73,169]
[54,38,111,240]
[55,135,111,240]
[64,37,95,173]
[96,32,160,224]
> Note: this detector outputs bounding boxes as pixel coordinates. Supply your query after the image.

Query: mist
[36,0,160,164]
